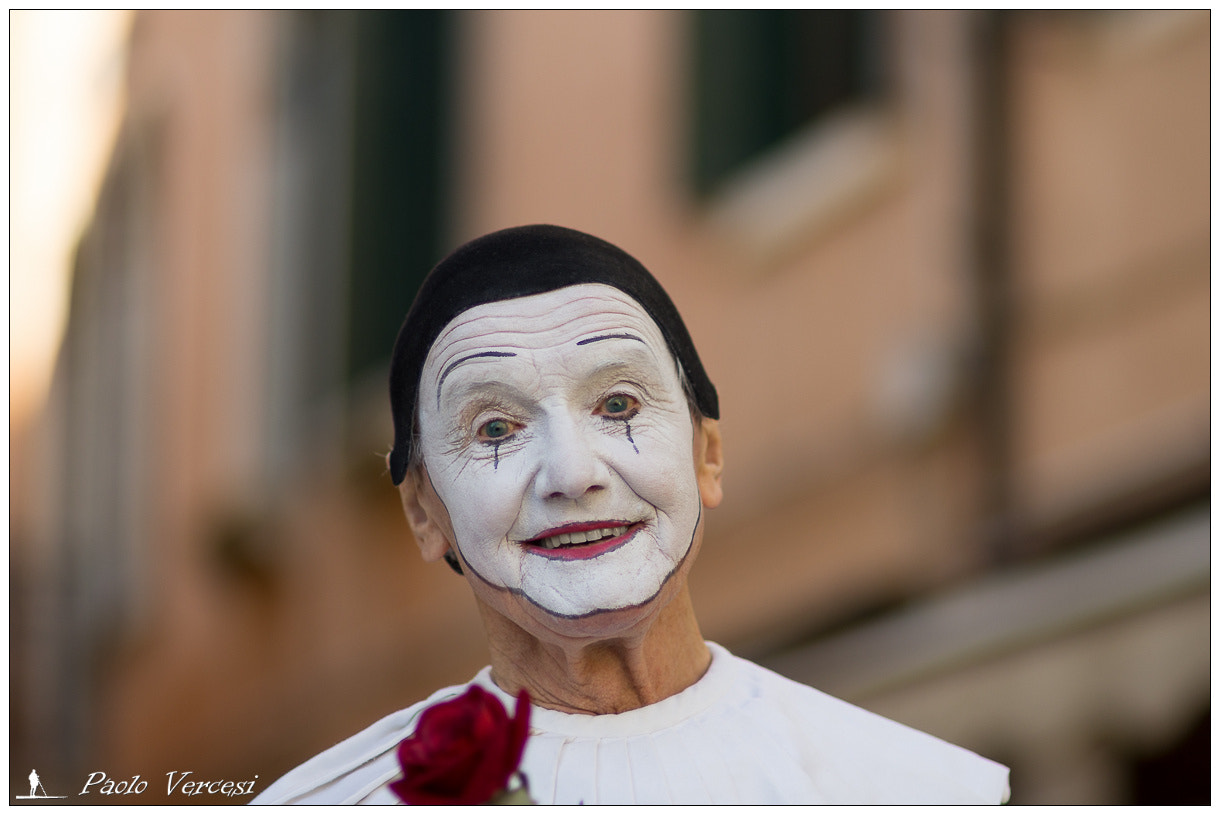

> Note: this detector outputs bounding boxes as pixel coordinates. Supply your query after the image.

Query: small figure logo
[16,769,66,800]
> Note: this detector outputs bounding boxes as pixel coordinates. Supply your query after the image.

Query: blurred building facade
[11,10,1209,805]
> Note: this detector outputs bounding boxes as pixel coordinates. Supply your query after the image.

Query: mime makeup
[416,284,704,619]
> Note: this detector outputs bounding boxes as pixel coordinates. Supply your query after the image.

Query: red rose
[390,685,532,805]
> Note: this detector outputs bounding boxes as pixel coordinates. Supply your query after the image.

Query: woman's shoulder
[710,644,1011,804]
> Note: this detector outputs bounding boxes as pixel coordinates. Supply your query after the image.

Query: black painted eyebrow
[575,333,647,346]
[436,351,517,406]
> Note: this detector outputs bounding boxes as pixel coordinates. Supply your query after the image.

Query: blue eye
[480,419,513,440]
[600,394,638,418]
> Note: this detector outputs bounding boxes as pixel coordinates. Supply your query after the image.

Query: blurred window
[689,10,886,197]
[345,10,455,384]
[265,10,455,479]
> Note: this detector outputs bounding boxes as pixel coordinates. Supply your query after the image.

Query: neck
[480,587,711,715]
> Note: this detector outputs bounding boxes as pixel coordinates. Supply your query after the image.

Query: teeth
[536,525,628,549]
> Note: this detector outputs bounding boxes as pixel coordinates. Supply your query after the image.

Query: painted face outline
[416,284,704,620]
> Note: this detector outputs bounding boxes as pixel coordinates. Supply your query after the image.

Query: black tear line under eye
[481,432,516,469]
[595,401,641,453]
[624,420,640,454]
[600,399,641,454]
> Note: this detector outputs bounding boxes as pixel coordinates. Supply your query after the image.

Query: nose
[533,414,610,501]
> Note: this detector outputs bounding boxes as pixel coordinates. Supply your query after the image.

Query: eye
[598,393,639,419]
[478,418,517,441]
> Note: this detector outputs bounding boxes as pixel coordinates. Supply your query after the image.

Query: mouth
[521,521,640,560]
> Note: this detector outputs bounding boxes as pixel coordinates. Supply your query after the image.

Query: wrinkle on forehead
[422,284,673,399]
[429,285,645,347]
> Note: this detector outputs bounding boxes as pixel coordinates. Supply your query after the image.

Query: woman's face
[416,284,703,620]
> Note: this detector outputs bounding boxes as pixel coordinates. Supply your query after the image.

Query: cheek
[425,448,526,555]
[614,412,699,511]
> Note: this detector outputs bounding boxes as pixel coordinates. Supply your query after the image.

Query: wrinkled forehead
[421,283,676,394]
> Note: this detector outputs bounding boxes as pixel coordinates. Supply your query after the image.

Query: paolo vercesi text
[78,770,259,798]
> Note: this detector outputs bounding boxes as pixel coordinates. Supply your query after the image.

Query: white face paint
[417,284,702,619]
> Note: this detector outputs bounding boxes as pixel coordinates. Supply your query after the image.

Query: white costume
[252,643,1009,805]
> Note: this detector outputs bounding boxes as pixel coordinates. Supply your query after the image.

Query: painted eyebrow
[575,333,647,346]
[436,351,517,406]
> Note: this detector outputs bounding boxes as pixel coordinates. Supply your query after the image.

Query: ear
[692,418,724,509]
[389,454,455,563]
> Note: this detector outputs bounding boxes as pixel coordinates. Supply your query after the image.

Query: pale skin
[392,286,724,715]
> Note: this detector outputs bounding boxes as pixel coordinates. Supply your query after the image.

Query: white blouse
[251,642,1009,805]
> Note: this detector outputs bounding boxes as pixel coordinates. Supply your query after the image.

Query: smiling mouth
[522,522,639,560]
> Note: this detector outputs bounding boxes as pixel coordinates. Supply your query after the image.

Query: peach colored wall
[1009,15,1210,532]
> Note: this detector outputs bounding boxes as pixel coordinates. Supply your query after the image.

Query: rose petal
[391,685,530,805]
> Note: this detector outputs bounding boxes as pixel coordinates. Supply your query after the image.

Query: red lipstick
[523,521,640,561]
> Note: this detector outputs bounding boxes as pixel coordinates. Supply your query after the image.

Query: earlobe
[693,418,724,509]
[394,461,456,563]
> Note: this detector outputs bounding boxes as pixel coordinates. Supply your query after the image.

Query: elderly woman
[253,225,1010,805]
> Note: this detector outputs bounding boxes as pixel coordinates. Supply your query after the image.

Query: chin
[521,573,687,643]
[525,532,705,642]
